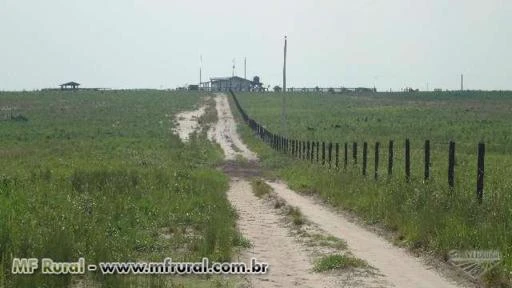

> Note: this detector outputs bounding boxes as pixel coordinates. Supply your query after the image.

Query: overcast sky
[0,0,510,91]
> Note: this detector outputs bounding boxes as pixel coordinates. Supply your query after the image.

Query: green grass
[0,90,242,287]
[237,91,512,150]
[286,206,305,226]
[250,178,272,198]
[313,254,367,272]
[230,91,512,286]
[307,234,348,250]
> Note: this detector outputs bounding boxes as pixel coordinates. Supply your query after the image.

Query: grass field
[233,91,512,286]
[0,90,243,287]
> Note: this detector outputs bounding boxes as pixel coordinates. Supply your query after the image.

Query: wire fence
[230,90,487,203]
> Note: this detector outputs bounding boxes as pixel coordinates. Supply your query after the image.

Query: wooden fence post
[363,142,368,176]
[311,142,315,163]
[298,140,302,159]
[424,140,430,181]
[304,141,307,160]
[303,141,307,160]
[335,143,339,168]
[292,140,295,157]
[448,141,455,189]
[301,140,304,159]
[353,142,358,165]
[375,142,380,180]
[477,143,485,203]
[388,140,394,176]
[311,141,315,162]
[344,143,348,170]
[328,142,332,168]
[299,141,302,159]
[307,141,311,161]
[322,142,326,165]
[405,139,410,182]
[316,141,320,162]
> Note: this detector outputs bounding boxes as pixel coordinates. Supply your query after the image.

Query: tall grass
[231,91,512,286]
[0,90,240,287]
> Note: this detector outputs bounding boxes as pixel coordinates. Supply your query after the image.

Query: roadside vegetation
[250,179,305,226]
[313,254,368,272]
[232,91,512,286]
[250,178,272,198]
[0,90,242,287]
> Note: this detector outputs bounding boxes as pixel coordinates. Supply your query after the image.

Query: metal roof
[210,76,251,82]
[60,81,80,86]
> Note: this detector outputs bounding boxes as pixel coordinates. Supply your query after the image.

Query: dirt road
[178,93,469,288]
[172,104,206,142]
[207,93,332,286]
[266,181,466,288]
[208,94,257,161]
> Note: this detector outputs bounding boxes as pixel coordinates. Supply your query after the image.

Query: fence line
[229,90,486,202]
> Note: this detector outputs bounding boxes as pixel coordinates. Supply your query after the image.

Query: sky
[0,0,510,91]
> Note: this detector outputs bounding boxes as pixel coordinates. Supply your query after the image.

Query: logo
[448,250,501,279]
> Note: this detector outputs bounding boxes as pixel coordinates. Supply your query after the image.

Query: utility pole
[281,35,288,136]
[461,74,464,91]
[283,36,287,92]
[199,55,202,86]
[244,57,247,79]
[232,58,235,77]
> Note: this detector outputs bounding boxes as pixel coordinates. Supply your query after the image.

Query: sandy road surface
[209,94,341,287]
[266,181,467,288]
[208,94,257,161]
[205,93,468,288]
[173,105,206,142]
[228,180,339,287]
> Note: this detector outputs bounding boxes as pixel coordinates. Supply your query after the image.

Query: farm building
[188,84,199,91]
[200,76,263,92]
[60,82,80,90]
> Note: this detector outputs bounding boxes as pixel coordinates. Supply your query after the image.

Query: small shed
[188,84,199,91]
[210,77,253,92]
[60,82,80,90]
[198,76,265,92]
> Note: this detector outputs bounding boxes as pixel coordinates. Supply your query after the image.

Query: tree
[251,76,264,91]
